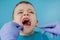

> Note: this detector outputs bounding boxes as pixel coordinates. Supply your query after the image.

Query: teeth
[28,22,30,25]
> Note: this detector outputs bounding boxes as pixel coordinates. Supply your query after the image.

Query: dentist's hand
[39,22,60,38]
[0,22,23,40]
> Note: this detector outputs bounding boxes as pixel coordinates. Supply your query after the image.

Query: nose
[23,14,29,16]
[22,11,30,16]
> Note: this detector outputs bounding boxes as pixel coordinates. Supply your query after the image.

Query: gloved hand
[39,22,60,38]
[0,22,23,40]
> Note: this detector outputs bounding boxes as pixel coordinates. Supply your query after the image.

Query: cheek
[15,16,20,21]
[14,15,22,24]
[30,15,36,26]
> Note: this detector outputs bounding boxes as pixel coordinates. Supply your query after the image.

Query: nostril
[24,14,29,16]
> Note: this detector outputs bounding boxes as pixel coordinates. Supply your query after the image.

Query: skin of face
[13,3,38,36]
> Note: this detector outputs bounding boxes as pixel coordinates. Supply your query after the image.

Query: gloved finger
[42,30,58,38]
[39,22,59,29]
[12,22,23,30]
[50,33,57,38]
[40,25,55,29]
[0,22,23,40]
[1,22,23,34]
[43,28,55,33]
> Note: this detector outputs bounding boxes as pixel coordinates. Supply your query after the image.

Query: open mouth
[22,18,31,26]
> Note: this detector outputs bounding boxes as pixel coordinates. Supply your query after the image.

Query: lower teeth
[23,22,30,25]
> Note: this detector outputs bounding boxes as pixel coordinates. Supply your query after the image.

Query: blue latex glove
[39,22,60,38]
[0,22,23,40]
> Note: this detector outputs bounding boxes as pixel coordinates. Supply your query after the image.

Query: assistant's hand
[0,22,23,40]
[39,22,60,38]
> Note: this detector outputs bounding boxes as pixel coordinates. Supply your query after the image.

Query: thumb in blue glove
[39,22,60,38]
[0,22,23,40]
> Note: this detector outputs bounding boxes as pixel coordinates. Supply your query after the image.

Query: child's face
[13,3,38,34]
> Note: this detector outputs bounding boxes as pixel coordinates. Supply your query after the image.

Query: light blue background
[0,0,60,40]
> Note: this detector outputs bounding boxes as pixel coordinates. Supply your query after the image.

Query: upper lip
[22,18,30,22]
[22,17,31,25]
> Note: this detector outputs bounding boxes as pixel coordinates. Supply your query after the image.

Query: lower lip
[23,25,31,28]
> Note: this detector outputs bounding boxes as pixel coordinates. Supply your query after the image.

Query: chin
[23,28,33,34]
